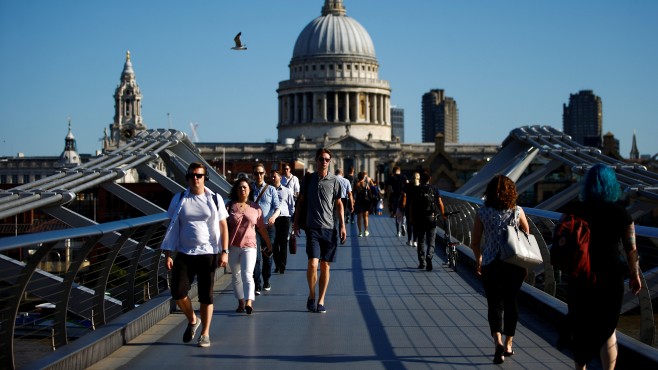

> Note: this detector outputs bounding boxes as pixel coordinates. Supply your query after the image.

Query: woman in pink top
[227,177,272,314]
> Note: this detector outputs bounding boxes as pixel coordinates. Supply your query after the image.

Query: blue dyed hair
[580,164,620,203]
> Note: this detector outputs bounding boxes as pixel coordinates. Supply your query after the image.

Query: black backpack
[414,184,438,215]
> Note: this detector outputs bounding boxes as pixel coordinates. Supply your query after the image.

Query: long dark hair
[483,175,517,211]
[230,177,255,203]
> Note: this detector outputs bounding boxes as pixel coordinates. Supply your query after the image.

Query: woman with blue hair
[565,164,641,370]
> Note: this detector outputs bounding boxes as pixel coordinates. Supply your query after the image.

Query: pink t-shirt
[228,201,264,248]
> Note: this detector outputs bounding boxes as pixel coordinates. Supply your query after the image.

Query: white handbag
[500,208,543,269]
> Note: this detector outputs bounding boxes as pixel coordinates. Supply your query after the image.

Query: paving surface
[89,215,589,370]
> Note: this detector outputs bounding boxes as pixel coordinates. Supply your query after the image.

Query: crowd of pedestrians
[161,159,642,369]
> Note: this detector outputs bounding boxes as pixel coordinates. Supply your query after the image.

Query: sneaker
[307,298,316,312]
[255,290,261,296]
[358,232,363,237]
[401,227,406,237]
[264,283,271,291]
[413,241,418,247]
[407,240,413,246]
[316,303,326,313]
[183,316,201,343]
[365,230,370,237]
[418,263,426,269]
[397,232,401,237]
[198,335,210,348]
[426,258,433,271]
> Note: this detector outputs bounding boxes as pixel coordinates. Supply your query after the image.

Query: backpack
[551,214,595,285]
[414,184,438,215]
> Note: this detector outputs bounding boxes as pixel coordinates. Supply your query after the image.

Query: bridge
[1,127,657,369]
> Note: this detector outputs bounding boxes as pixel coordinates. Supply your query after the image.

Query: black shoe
[264,283,271,291]
[182,316,201,343]
[280,267,285,274]
[245,305,253,315]
[418,263,426,269]
[307,298,316,312]
[426,259,433,271]
[274,267,280,273]
[494,344,505,364]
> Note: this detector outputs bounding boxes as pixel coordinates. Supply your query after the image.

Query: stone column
[322,93,328,122]
[373,93,379,124]
[345,92,350,123]
[334,93,339,122]
[294,94,299,124]
[365,93,370,123]
[303,93,308,123]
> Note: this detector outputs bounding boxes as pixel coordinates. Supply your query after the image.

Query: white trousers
[229,246,257,301]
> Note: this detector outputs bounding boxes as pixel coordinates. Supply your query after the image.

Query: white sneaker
[397,232,401,237]
[358,232,363,237]
[365,230,370,237]
[413,241,418,247]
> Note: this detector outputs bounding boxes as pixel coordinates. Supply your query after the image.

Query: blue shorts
[306,228,338,262]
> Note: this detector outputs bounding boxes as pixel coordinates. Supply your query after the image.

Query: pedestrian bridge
[1,127,658,369]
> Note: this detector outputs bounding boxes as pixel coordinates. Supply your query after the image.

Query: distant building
[390,106,404,142]
[0,122,88,185]
[421,89,458,143]
[563,90,602,148]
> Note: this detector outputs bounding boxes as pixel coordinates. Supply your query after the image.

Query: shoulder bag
[500,207,543,269]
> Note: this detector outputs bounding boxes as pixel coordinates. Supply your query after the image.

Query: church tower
[104,51,147,151]
[59,118,81,168]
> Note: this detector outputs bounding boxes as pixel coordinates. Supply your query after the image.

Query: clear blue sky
[1,0,657,157]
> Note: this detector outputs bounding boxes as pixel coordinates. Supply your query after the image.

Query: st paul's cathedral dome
[277,0,392,144]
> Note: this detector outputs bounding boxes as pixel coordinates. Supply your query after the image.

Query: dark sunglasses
[186,173,206,180]
[318,157,331,162]
[253,171,265,175]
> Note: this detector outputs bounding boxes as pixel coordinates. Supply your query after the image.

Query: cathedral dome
[292,1,376,61]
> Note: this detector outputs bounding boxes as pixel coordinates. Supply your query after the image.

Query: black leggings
[481,259,526,337]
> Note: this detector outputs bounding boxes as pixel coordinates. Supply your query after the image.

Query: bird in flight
[231,32,247,50]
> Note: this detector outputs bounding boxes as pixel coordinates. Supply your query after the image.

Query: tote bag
[500,207,543,269]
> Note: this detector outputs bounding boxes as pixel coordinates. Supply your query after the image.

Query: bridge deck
[89,215,583,369]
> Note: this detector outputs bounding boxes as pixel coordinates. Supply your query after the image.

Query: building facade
[391,106,404,142]
[421,89,459,143]
[562,90,602,148]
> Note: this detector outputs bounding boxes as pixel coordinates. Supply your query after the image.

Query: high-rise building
[562,90,602,148]
[421,89,458,143]
[391,106,404,142]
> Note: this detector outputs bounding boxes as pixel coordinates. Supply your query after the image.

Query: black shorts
[171,253,217,305]
[306,228,338,262]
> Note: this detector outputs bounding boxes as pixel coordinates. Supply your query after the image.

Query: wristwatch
[221,249,229,255]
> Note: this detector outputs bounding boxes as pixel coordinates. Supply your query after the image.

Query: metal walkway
[86,217,578,370]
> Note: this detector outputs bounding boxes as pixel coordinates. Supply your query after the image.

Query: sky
[1,0,657,158]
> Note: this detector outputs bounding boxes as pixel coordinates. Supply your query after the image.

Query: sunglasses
[318,157,331,162]
[253,171,265,175]
[186,173,206,180]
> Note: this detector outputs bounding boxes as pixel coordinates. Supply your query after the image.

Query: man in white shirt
[281,163,300,201]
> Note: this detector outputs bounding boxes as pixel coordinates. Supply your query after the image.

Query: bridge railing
[0,213,170,370]
[438,191,658,347]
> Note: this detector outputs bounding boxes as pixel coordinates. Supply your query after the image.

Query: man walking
[409,170,445,272]
[252,163,280,293]
[281,163,300,200]
[293,148,346,313]
[272,170,295,274]
[335,168,354,230]
[161,162,229,348]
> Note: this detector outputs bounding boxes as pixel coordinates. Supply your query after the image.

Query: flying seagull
[231,32,247,50]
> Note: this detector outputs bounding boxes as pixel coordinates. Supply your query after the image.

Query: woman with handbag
[470,175,529,364]
[227,177,272,315]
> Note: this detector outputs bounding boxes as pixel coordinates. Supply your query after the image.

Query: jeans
[229,246,257,301]
[254,224,276,290]
[416,219,436,264]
